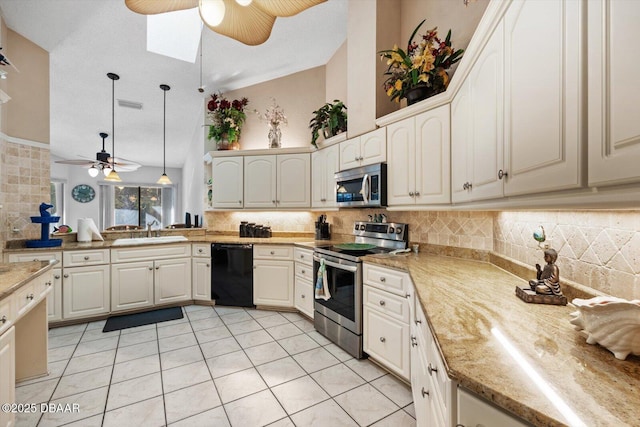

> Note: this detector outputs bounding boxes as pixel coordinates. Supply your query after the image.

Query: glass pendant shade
[157,173,172,185]
[105,169,122,182]
[199,0,225,27]
[102,164,112,176]
[235,0,252,6]
[88,165,100,177]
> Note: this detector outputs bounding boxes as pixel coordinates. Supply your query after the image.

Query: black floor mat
[102,307,184,332]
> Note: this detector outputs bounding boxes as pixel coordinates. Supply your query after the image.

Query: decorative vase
[217,134,240,150]
[268,124,281,149]
[405,85,444,106]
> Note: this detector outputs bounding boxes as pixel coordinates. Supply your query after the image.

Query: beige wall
[4,29,49,143]
[211,66,325,151]
[325,41,347,104]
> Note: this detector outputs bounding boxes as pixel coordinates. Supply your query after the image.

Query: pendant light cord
[163,88,167,174]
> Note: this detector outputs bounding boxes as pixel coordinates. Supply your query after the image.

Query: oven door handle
[313,255,358,272]
[360,174,369,204]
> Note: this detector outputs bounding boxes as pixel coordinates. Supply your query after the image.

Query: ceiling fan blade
[253,0,326,17]
[125,0,198,14]
[203,0,275,46]
[54,159,95,166]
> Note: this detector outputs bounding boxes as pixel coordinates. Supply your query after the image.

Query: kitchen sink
[111,235,189,246]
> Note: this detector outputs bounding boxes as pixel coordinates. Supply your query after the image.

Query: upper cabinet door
[588,0,640,186]
[244,156,277,209]
[415,105,451,205]
[339,138,361,171]
[387,117,416,206]
[451,79,473,203]
[212,156,244,209]
[323,144,340,207]
[504,0,583,195]
[360,127,387,166]
[277,154,311,208]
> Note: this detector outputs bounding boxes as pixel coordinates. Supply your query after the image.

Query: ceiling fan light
[88,165,100,178]
[105,169,122,182]
[102,164,112,176]
[199,0,225,27]
[157,173,172,185]
[235,0,252,6]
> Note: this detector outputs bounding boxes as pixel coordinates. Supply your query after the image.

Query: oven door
[313,253,362,334]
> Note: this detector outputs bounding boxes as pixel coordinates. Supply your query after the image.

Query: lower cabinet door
[62,265,110,319]
[154,258,192,304]
[253,260,294,307]
[0,327,15,427]
[48,268,63,322]
[294,277,314,318]
[457,387,529,427]
[192,257,211,301]
[111,262,154,312]
[364,307,410,381]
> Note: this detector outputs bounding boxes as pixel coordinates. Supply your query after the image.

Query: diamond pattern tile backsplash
[204,209,640,299]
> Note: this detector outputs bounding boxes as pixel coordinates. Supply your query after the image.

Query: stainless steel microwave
[335,163,387,208]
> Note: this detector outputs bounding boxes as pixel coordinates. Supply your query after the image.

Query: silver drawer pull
[84,256,90,260]
[27,293,35,300]
[300,254,304,259]
[379,300,385,306]
[301,270,306,274]
[46,281,52,286]
[206,264,210,267]
[379,337,386,343]
[155,266,160,270]
[149,267,154,270]
[415,319,422,325]
[421,387,429,397]
[428,363,438,375]
[198,249,203,253]
[411,336,417,347]
[54,275,60,279]
[33,259,40,262]
[379,277,386,282]
[0,316,6,324]
[270,251,275,255]
[63,274,69,278]
[301,294,305,298]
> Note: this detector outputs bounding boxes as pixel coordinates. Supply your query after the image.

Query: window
[50,180,65,225]
[100,184,175,229]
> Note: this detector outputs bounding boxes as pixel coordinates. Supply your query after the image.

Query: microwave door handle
[313,256,358,272]
[361,173,369,204]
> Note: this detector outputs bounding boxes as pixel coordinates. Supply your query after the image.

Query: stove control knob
[388,226,394,234]
[396,227,403,234]
[355,224,361,230]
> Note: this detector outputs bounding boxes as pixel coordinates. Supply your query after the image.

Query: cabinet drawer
[0,297,14,336]
[364,307,410,380]
[294,277,314,318]
[363,263,410,296]
[36,271,54,298]
[363,285,410,323]
[63,249,110,267]
[294,262,313,282]
[111,244,191,262]
[192,243,211,258]
[293,247,313,266]
[254,245,293,260]
[7,251,61,263]
[14,282,37,319]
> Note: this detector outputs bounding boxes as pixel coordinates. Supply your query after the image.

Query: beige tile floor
[15,305,416,427]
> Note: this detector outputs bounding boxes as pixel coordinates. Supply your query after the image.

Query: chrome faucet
[147,220,159,237]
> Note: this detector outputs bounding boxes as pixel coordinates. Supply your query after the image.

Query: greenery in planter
[309,100,347,148]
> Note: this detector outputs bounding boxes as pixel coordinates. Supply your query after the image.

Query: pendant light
[104,72,122,182]
[157,84,172,185]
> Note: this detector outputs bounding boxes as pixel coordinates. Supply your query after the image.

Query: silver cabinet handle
[380,277,386,283]
[498,169,508,180]
[415,191,420,196]
[421,387,429,397]
[238,200,242,204]
[415,319,422,325]
[84,256,90,260]
[379,337,386,343]
[33,259,40,262]
[54,275,60,279]
[468,182,473,190]
[411,336,417,347]
[63,274,69,278]
[27,293,34,300]
[301,294,305,299]
[354,156,359,162]
[463,182,468,190]
[270,251,275,255]
[149,267,154,270]
[428,363,438,375]
[272,200,276,204]
[409,191,414,197]
[155,266,160,270]
[379,300,386,306]
[300,254,305,259]
[0,316,7,324]
[301,269,306,274]
[359,156,364,161]
[206,263,210,267]
[46,281,52,286]
[198,249,203,253]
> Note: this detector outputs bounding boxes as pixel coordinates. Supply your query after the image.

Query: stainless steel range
[313,221,409,358]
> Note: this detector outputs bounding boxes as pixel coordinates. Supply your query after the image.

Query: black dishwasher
[211,243,255,307]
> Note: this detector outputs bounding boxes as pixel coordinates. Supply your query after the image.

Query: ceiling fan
[55,132,141,177]
[125,0,326,46]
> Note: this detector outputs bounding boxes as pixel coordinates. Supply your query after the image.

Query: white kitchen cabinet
[212,156,244,209]
[451,21,504,203]
[62,264,110,319]
[503,0,583,195]
[588,0,640,187]
[111,261,154,311]
[387,105,451,206]
[457,387,529,427]
[293,247,314,318]
[339,128,386,171]
[48,268,62,322]
[253,245,294,308]
[192,244,211,301]
[245,154,310,209]
[311,143,339,208]
[0,326,15,427]
[154,257,192,304]
[363,263,412,381]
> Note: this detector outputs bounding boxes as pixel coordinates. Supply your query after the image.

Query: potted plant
[379,19,464,105]
[206,93,249,150]
[309,100,347,148]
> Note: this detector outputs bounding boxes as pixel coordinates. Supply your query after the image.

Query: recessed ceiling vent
[118,99,143,110]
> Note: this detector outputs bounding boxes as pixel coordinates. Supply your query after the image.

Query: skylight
[147,8,202,63]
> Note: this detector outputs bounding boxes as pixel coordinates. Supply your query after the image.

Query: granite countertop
[363,252,639,427]
[0,261,57,300]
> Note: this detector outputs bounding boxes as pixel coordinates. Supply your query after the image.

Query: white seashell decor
[569,296,640,360]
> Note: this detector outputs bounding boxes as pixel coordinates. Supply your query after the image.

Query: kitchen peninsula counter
[0,260,56,300]
[362,252,639,427]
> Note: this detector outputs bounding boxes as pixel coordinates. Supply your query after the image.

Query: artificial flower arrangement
[255,98,288,129]
[206,93,249,149]
[379,19,464,103]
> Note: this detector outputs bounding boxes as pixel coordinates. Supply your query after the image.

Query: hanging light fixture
[157,83,172,185]
[104,72,122,182]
